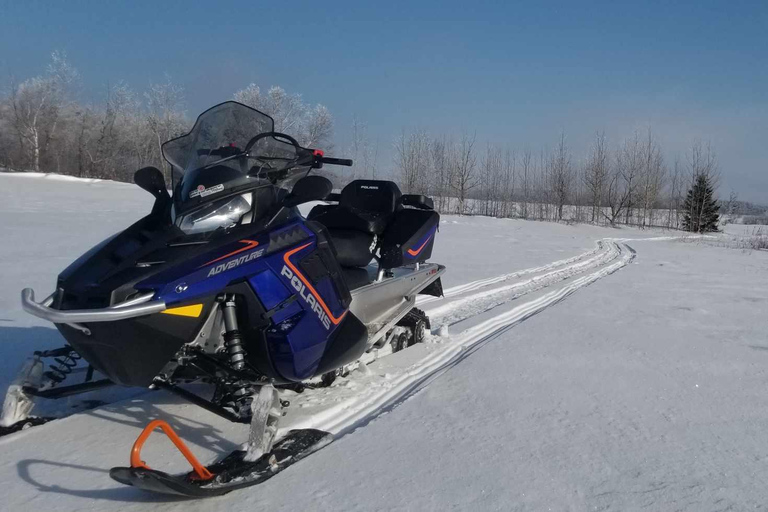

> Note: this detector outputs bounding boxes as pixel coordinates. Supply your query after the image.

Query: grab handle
[130,419,214,481]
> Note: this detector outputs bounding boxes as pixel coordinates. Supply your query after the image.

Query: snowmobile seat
[308,180,402,236]
[308,180,403,269]
[328,229,374,268]
[341,267,372,291]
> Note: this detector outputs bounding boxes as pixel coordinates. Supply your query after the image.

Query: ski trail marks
[424,240,619,326]
[419,240,605,306]
[284,240,635,437]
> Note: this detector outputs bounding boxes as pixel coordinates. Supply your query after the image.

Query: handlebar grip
[322,157,353,167]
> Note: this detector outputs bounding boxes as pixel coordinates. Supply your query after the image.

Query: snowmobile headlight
[178,193,253,234]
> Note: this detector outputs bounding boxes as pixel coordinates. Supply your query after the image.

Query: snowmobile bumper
[22,288,211,387]
[21,288,166,325]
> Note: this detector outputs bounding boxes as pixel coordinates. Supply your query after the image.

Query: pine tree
[682,173,720,232]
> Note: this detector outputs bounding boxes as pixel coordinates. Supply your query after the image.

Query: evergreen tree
[683,173,720,232]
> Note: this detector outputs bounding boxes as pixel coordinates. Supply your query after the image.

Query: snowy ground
[1,173,768,510]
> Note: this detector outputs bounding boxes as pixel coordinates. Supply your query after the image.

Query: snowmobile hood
[55,208,301,310]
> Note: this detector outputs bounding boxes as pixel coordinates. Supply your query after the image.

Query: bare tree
[687,139,720,185]
[0,53,340,185]
[348,115,365,183]
[618,131,643,225]
[638,128,666,228]
[548,132,573,221]
[451,132,478,215]
[348,115,379,183]
[667,156,683,229]
[234,83,333,149]
[394,128,430,194]
[501,148,516,218]
[480,144,504,216]
[520,147,532,219]
[430,135,451,212]
[8,51,78,172]
[145,75,186,176]
[302,104,333,149]
[584,132,608,223]
[603,166,630,225]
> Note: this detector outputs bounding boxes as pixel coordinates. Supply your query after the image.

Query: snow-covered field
[1,173,768,510]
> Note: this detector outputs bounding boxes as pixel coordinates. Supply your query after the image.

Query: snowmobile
[3,101,444,495]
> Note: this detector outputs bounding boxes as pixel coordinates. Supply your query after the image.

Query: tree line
[0,52,333,183]
[387,126,723,230]
[1,52,730,232]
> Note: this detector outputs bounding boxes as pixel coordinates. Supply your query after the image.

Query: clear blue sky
[1,0,766,202]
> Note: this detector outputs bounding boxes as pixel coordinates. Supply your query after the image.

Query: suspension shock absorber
[40,348,82,385]
[222,294,246,371]
[221,295,253,418]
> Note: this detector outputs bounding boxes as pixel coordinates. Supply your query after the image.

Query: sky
[1,0,766,202]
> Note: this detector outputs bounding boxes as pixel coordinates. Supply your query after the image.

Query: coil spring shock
[43,350,82,385]
[221,295,252,417]
[222,295,246,370]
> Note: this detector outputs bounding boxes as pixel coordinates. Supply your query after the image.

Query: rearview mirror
[284,176,333,207]
[134,167,169,199]
[134,167,171,215]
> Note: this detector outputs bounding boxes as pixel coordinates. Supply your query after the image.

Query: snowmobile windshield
[162,102,315,224]
[162,102,315,235]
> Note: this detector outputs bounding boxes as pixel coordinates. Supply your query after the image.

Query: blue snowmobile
[4,101,445,496]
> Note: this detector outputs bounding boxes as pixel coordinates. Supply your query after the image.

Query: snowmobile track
[418,239,606,305]
[283,240,635,438]
[423,240,620,327]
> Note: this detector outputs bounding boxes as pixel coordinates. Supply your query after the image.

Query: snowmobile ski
[0,416,51,437]
[110,420,332,497]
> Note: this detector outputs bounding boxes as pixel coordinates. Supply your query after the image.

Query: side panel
[133,220,355,383]
[379,210,439,269]
[262,227,352,381]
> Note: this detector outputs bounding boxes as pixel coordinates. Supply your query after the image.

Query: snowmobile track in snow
[418,239,606,306]
[283,239,636,438]
[422,240,620,327]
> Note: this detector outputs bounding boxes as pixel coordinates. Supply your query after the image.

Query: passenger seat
[308,180,403,268]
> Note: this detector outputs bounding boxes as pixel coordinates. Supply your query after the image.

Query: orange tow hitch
[130,419,214,481]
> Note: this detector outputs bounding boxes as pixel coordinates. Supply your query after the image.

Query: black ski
[0,417,51,438]
[110,428,332,497]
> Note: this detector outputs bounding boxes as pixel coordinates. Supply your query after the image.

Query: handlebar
[194,137,354,175]
[321,157,353,167]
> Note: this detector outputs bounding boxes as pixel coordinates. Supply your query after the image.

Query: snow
[2,173,768,510]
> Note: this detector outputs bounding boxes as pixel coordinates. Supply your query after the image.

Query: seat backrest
[340,180,402,216]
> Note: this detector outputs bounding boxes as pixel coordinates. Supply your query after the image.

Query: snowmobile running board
[110,419,333,497]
